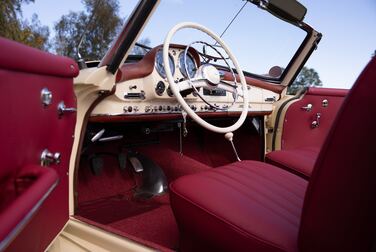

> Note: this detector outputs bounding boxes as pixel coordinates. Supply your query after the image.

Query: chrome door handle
[58,101,77,117]
[301,104,313,112]
[41,149,61,166]
[311,113,321,128]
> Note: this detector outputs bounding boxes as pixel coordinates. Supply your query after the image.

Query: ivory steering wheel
[163,22,249,134]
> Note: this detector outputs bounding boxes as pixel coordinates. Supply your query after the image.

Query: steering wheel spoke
[177,79,207,92]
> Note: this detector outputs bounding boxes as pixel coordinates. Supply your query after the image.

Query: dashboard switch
[155,81,166,96]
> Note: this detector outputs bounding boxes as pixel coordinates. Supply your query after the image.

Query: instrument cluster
[154,48,197,80]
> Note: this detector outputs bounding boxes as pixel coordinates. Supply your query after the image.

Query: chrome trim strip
[0,179,59,251]
[90,109,273,117]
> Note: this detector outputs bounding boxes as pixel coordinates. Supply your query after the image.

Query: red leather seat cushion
[170,161,308,252]
[265,147,319,178]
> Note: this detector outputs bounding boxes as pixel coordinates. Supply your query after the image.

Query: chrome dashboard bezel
[178,51,197,78]
[155,49,175,78]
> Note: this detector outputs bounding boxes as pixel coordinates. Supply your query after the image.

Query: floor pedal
[127,152,168,198]
[90,155,103,176]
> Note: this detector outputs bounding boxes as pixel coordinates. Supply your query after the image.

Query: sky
[22,0,376,89]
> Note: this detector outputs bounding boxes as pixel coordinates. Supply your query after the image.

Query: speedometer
[179,52,197,78]
[155,49,175,78]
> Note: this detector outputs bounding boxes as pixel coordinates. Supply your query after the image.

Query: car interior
[0,0,375,252]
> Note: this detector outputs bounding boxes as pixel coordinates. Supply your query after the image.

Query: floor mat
[109,204,178,250]
[77,193,179,250]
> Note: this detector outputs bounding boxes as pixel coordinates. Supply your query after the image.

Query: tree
[0,0,50,50]
[288,66,323,94]
[54,0,122,61]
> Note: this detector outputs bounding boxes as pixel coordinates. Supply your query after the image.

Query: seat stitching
[215,168,303,213]
[171,182,296,252]
[206,171,302,223]
[229,163,306,188]
[232,162,307,190]
[227,163,306,198]
[224,165,305,202]
[266,153,315,176]
[202,173,301,227]
[230,162,306,189]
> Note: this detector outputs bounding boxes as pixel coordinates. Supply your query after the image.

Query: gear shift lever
[224,132,241,161]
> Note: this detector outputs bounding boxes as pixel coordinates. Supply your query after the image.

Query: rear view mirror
[249,0,307,24]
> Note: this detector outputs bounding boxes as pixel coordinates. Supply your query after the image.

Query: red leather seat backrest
[298,57,376,252]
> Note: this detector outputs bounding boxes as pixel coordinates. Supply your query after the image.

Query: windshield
[132,0,307,79]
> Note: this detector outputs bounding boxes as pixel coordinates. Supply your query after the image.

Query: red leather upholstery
[265,147,319,178]
[0,37,78,251]
[0,165,58,244]
[281,87,348,151]
[266,87,348,178]
[171,161,308,252]
[0,37,78,77]
[298,57,376,251]
[170,57,376,252]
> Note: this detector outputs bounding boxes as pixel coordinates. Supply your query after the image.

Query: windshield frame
[101,0,321,86]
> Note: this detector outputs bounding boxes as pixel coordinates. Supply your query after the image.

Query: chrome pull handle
[58,101,77,117]
[41,149,61,166]
[311,113,321,128]
[301,103,313,112]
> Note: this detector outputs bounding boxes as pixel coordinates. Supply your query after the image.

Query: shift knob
[224,132,234,142]
[224,132,240,161]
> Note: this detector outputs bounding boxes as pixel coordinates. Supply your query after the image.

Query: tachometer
[179,52,197,78]
[155,49,175,78]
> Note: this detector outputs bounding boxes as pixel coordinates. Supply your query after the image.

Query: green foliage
[287,66,323,94]
[54,0,122,60]
[0,0,50,50]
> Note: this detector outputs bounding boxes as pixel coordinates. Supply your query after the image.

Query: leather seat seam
[214,168,303,215]
[170,183,291,252]
[203,172,301,226]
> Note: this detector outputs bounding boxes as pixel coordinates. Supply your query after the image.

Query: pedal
[129,156,144,173]
[127,152,168,198]
[118,153,127,171]
[90,155,103,175]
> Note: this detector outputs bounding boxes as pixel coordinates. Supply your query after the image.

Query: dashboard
[90,45,281,121]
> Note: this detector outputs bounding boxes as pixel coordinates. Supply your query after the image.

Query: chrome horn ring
[183,41,239,110]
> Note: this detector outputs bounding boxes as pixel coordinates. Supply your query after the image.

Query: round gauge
[155,49,175,78]
[179,52,197,78]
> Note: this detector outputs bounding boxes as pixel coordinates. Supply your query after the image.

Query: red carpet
[76,193,178,250]
[75,119,262,250]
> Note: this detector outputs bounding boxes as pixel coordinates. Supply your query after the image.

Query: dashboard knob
[155,81,166,96]
[158,105,163,111]
[167,86,174,97]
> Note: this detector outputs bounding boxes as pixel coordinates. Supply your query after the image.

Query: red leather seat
[171,161,307,252]
[170,57,376,252]
[265,147,319,179]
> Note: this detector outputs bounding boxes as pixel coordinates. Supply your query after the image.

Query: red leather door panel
[281,87,348,150]
[0,38,78,251]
